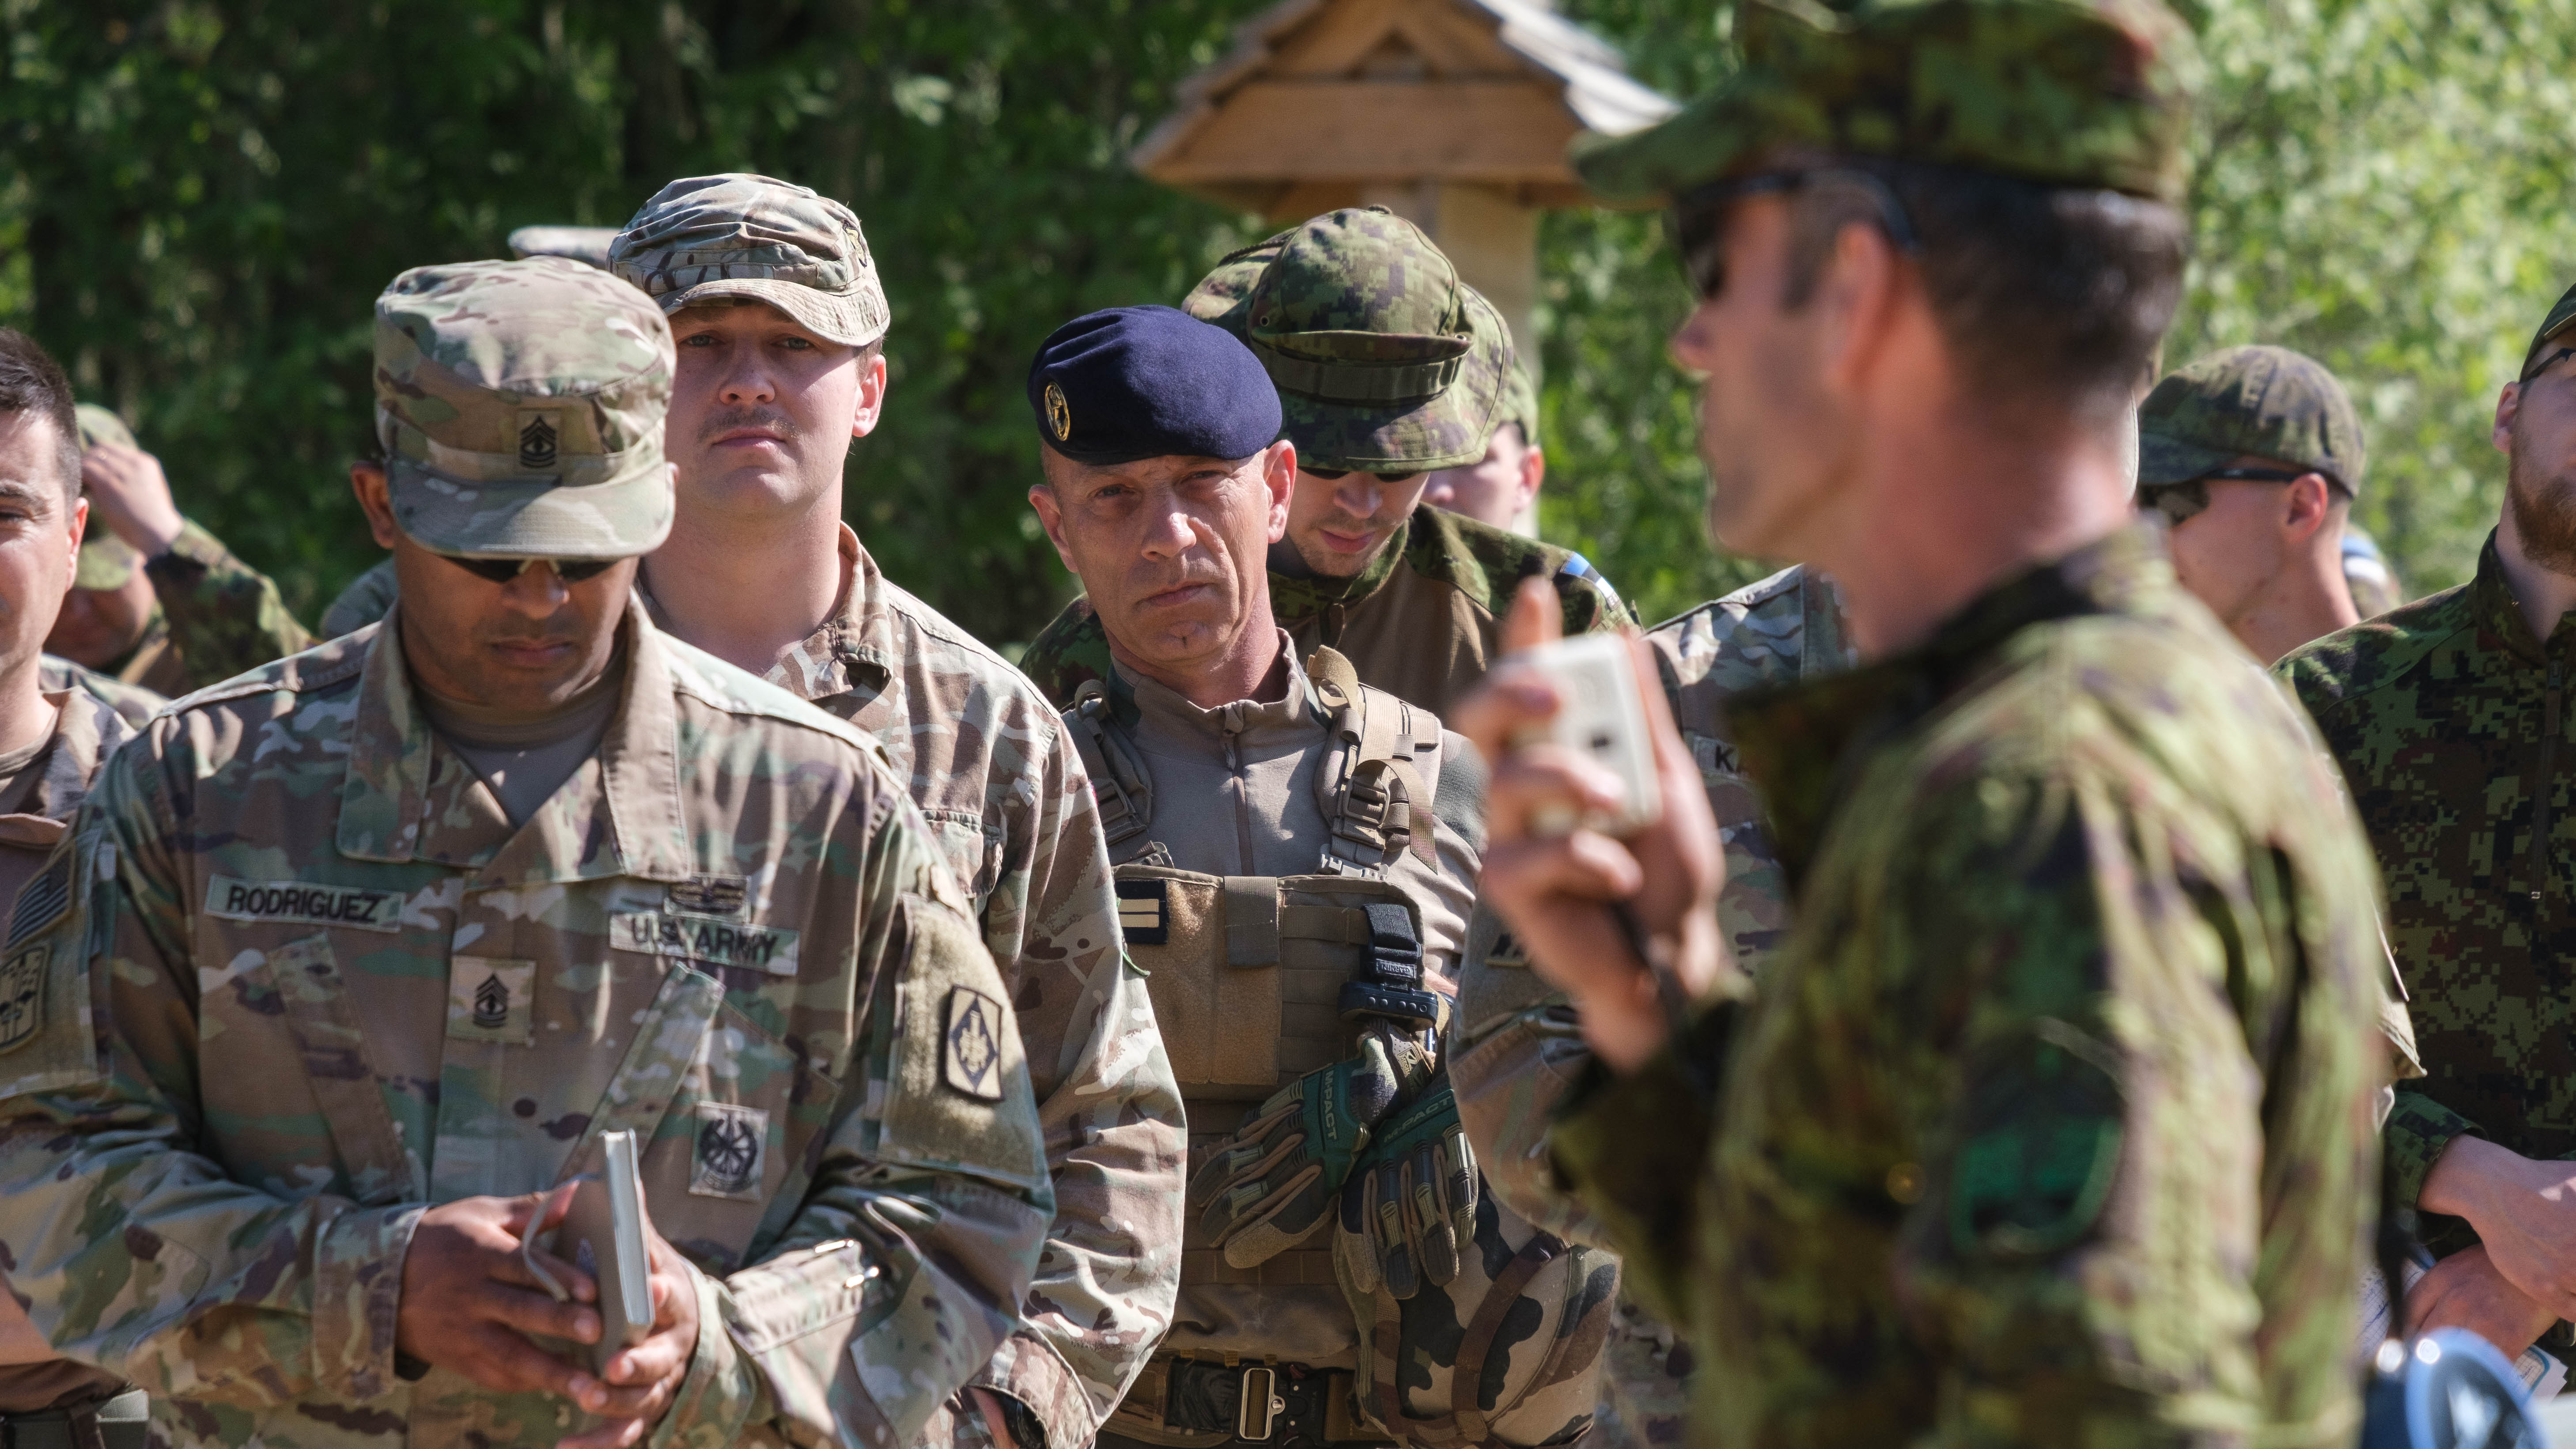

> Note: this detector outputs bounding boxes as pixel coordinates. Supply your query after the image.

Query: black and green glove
[1334,1082,1477,1301]
[1191,1021,1435,1268]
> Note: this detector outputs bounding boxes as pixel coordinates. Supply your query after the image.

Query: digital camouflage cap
[2520,280,2576,381]
[2137,345,2366,495]
[609,173,889,348]
[1184,208,1512,473]
[1570,0,2203,206]
[1499,357,1540,450]
[71,405,141,590]
[373,256,676,559]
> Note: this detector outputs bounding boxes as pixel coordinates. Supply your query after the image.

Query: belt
[0,1391,147,1449]
[1105,1359,1391,1449]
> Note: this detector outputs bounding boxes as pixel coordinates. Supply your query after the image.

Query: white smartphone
[1511,632,1661,837]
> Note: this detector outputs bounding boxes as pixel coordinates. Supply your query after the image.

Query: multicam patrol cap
[70,404,141,590]
[1184,208,1513,473]
[2137,345,2366,494]
[609,173,889,348]
[1569,0,2203,207]
[2521,280,2576,382]
[373,256,676,559]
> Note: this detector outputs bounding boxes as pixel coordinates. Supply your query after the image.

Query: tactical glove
[1192,1021,1435,1269]
[1335,1082,1477,1301]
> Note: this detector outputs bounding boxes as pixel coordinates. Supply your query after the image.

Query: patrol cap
[508,224,619,270]
[609,174,889,348]
[1027,306,1280,467]
[372,256,676,560]
[70,405,140,590]
[2137,345,2365,495]
[1570,0,2202,208]
[2520,280,2576,382]
[1185,208,1512,473]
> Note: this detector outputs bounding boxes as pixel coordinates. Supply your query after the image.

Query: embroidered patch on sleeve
[445,957,536,1046]
[941,984,1005,1102]
[689,1103,770,1200]
[6,855,71,950]
[0,945,47,1055]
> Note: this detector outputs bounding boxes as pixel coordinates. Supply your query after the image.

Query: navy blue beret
[1027,306,1281,466]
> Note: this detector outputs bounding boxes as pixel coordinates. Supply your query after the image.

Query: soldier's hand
[1454,579,1727,1074]
[2420,1135,2576,1320]
[397,1192,602,1399]
[2409,1244,2558,1358]
[77,442,184,556]
[558,1220,703,1449]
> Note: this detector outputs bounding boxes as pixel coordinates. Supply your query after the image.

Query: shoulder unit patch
[942,984,1005,1101]
[0,945,47,1055]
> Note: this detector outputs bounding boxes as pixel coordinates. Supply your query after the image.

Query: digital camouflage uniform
[1453,564,1852,1449]
[1017,211,1627,719]
[1537,4,2387,1444]
[0,257,1053,1449]
[70,406,314,695]
[609,173,1186,1449]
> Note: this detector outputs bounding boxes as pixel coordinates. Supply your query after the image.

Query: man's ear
[2281,472,2335,542]
[1026,483,1081,575]
[350,462,401,549]
[63,496,86,591]
[851,351,891,442]
[1261,440,1295,544]
[1518,443,1546,513]
[2496,381,2524,455]
[1814,220,1907,399]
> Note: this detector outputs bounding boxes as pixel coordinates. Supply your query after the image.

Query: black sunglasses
[1301,469,1422,484]
[436,553,620,585]
[2135,467,2315,524]
[2526,345,2576,382]
[1671,168,1922,301]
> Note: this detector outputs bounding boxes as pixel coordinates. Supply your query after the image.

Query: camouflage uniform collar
[772,523,899,707]
[1267,516,1411,623]
[1732,524,2166,881]
[336,599,694,882]
[0,689,136,850]
[2467,530,2575,664]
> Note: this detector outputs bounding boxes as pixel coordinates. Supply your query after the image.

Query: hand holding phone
[1505,631,1662,838]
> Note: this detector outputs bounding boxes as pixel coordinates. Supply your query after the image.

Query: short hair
[0,329,80,503]
[1781,159,2188,428]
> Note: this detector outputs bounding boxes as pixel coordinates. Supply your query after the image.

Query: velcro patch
[942,985,1005,1101]
[689,1103,769,1199]
[206,876,403,933]
[446,957,535,1045]
[0,946,45,1055]
[609,910,800,975]
[5,855,69,950]
[1116,878,1168,946]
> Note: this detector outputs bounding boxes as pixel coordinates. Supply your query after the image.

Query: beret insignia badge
[1044,382,1072,443]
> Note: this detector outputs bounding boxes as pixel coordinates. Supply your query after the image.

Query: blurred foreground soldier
[1024,306,1612,1449]
[2281,280,2576,1365]
[609,172,1183,1449]
[47,403,311,692]
[1020,210,1626,718]
[0,258,1051,1449]
[1460,0,2388,1442]
[1453,562,1851,1449]
[1420,358,1545,534]
[0,334,148,1444]
[2137,344,2369,662]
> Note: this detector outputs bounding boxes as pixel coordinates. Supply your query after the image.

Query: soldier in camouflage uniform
[0,257,1053,1449]
[2280,279,2576,1363]
[322,556,400,639]
[1018,210,1627,719]
[48,404,312,694]
[1024,306,1612,1449]
[1457,0,2389,1442]
[599,174,1185,1449]
[1419,359,1545,536]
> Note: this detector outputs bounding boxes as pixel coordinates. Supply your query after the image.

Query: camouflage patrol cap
[372,256,676,559]
[2137,345,2365,495]
[70,405,141,590]
[2520,280,2576,382]
[609,174,889,348]
[1571,0,2202,207]
[72,403,134,453]
[1184,208,1512,473]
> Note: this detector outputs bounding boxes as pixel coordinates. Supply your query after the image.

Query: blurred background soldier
[609,171,1184,1449]
[1019,210,1626,719]
[1023,306,1610,1449]
[2345,525,2407,617]
[0,257,1052,1449]
[1460,0,2389,1444]
[1420,358,1546,535]
[0,333,149,1445]
[2137,344,2373,662]
[48,403,310,693]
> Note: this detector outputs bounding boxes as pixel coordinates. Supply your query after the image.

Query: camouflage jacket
[0,604,1053,1449]
[1550,526,2385,1447]
[106,518,314,696]
[2278,532,2576,1237]
[38,655,165,729]
[1019,507,1628,716]
[321,558,401,640]
[1454,564,1853,1244]
[651,526,1184,1449]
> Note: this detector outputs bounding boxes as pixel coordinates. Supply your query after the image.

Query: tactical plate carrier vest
[1072,651,1614,1449]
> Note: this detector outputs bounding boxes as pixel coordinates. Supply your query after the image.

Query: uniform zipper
[2534,656,2564,908]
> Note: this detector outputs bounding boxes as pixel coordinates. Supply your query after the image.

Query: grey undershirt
[416,660,624,829]
[0,715,57,819]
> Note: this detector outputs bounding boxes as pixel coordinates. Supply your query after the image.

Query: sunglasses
[1301,469,1422,484]
[436,553,621,585]
[1671,169,1921,301]
[2526,345,2576,382]
[2135,466,2313,525]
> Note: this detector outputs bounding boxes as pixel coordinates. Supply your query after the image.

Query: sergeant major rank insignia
[942,985,1004,1101]
[518,410,561,471]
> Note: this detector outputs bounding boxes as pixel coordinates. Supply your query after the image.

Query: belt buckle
[1236,1366,1284,1442]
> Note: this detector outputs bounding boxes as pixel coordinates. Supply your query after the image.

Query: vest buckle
[1236,1366,1285,1442]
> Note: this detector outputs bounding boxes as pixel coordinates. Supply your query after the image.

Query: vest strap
[1070,682,1156,848]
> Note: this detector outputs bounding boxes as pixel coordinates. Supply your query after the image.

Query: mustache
[696,405,802,445]
[1134,559,1229,597]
